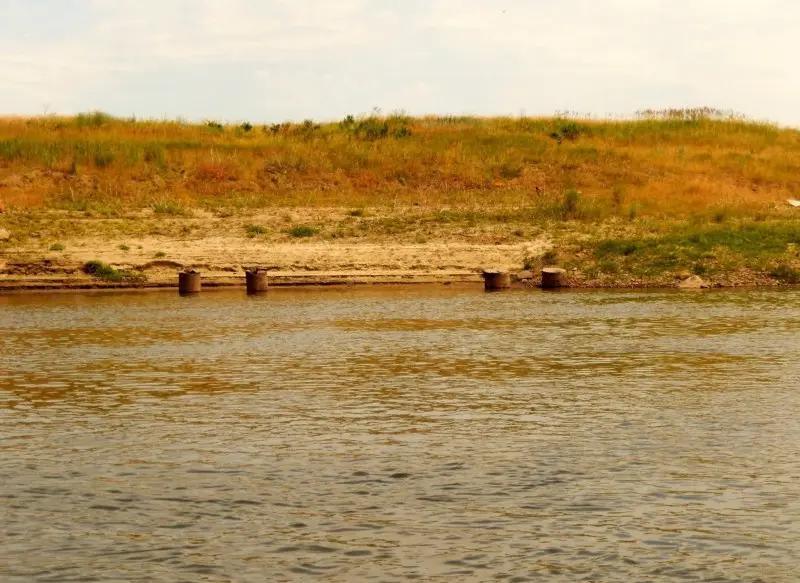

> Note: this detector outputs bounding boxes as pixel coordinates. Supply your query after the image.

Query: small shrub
[352,117,389,141]
[560,122,582,141]
[118,244,130,251]
[561,188,582,219]
[612,185,626,210]
[245,224,269,237]
[196,161,236,181]
[549,121,586,143]
[300,119,319,134]
[75,111,114,128]
[348,208,365,217]
[595,240,640,257]
[522,253,536,270]
[93,148,115,168]
[287,225,318,238]
[497,160,524,180]
[50,243,65,251]
[770,264,800,283]
[154,251,167,258]
[240,122,253,132]
[206,120,224,131]
[82,260,127,282]
[151,200,186,215]
[598,260,620,274]
[392,126,412,138]
[143,144,166,166]
[542,249,559,265]
[713,210,727,223]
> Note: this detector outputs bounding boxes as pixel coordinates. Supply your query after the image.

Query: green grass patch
[245,224,270,236]
[287,225,318,238]
[82,260,143,283]
[150,200,187,217]
[770,264,800,283]
[50,242,65,251]
[591,222,800,276]
[151,200,186,216]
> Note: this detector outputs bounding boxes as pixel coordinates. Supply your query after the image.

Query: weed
[240,122,253,132]
[50,242,65,251]
[770,264,800,283]
[542,249,559,265]
[75,111,114,129]
[595,240,640,257]
[522,253,536,270]
[151,200,186,216]
[154,251,167,258]
[497,160,524,180]
[348,208,366,217]
[611,185,626,210]
[93,147,115,168]
[591,223,800,276]
[118,244,130,251]
[143,144,166,166]
[561,189,582,219]
[287,225,318,238]
[245,224,269,236]
[82,260,140,282]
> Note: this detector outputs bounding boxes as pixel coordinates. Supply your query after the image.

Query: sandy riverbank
[2,208,794,291]
[0,210,553,289]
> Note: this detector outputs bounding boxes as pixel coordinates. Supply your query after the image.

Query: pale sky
[2,0,799,124]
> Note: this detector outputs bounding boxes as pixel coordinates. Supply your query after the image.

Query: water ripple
[2,287,800,581]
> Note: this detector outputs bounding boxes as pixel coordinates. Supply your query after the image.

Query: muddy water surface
[2,286,800,582]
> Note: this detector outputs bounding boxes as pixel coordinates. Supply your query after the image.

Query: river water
[2,286,800,582]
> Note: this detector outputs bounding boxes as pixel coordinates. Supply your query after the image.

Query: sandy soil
[0,232,550,290]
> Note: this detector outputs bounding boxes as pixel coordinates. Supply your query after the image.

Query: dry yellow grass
[0,109,799,220]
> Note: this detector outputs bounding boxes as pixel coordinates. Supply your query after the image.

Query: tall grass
[1,109,799,217]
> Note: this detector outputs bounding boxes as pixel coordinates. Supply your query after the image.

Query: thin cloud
[1,0,798,124]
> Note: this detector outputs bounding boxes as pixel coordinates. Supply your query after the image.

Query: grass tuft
[245,224,269,237]
[151,200,186,216]
[287,225,318,238]
[82,260,142,282]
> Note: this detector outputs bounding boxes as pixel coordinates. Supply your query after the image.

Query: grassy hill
[2,108,800,288]
[1,108,799,219]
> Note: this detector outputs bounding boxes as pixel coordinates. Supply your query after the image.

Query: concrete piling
[178,270,201,295]
[541,267,568,289]
[245,269,269,294]
[482,270,511,292]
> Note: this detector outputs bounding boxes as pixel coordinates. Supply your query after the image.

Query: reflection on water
[2,286,800,582]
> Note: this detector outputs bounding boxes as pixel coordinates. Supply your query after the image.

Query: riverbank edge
[2,210,799,292]
[0,264,790,292]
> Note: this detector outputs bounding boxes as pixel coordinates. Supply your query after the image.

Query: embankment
[1,110,799,290]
